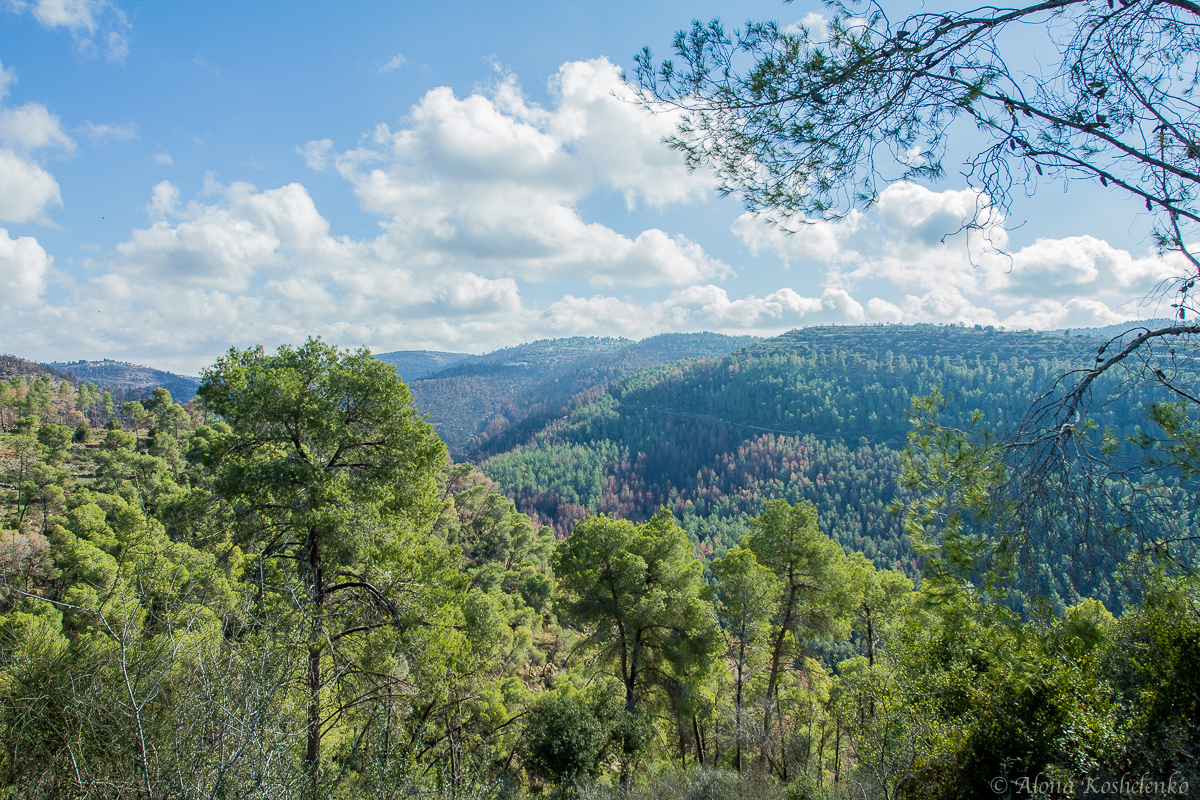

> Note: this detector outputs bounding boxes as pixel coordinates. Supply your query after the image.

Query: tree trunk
[762,583,798,744]
[735,635,745,774]
[306,531,324,795]
[619,641,639,794]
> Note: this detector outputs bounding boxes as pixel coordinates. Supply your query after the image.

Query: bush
[523,692,611,786]
[574,766,788,800]
[72,424,91,444]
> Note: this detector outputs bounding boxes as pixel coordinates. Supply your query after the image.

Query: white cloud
[379,53,406,72]
[332,62,726,287]
[0,62,15,101]
[77,120,138,142]
[734,181,1184,328]
[0,227,50,306]
[152,150,173,166]
[146,179,179,218]
[12,0,131,61]
[298,138,332,170]
[783,11,830,41]
[1000,298,1128,330]
[995,235,1180,300]
[548,58,710,208]
[12,178,536,367]
[0,102,75,153]
[0,63,72,224]
[536,284,867,339]
[0,148,62,223]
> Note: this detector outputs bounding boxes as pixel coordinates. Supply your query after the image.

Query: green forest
[1,331,1197,799]
[478,326,1180,610]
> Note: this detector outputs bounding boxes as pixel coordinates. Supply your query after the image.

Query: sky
[0,0,1187,374]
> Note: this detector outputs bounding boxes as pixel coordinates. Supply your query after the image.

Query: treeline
[1,342,1196,799]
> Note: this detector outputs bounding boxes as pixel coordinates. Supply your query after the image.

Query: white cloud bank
[732,182,1183,330]
[329,58,722,288]
[0,227,50,307]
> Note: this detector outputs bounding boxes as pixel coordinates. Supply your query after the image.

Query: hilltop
[48,359,201,402]
[406,333,759,456]
[374,349,470,381]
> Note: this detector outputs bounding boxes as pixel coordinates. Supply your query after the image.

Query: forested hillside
[407,333,757,456]
[480,325,1171,600]
[2,338,1195,799]
[374,349,470,381]
[48,359,201,402]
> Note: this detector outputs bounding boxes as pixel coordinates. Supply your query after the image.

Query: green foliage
[553,509,720,784]
[522,689,620,786]
[897,390,1012,603]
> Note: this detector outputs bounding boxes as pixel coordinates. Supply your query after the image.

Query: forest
[1,328,1197,799]
[478,325,1176,612]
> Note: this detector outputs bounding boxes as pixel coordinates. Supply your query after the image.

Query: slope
[374,349,470,381]
[479,324,1171,577]
[50,359,201,402]
[407,333,758,456]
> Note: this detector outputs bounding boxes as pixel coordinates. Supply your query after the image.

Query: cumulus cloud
[734,181,1184,328]
[0,60,72,223]
[0,177,537,367]
[328,60,725,287]
[1000,298,1129,330]
[298,138,332,170]
[783,11,831,41]
[0,227,50,306]
[536,285,867,339]
[0,62,14,101]
[0,102,74,153]
[547,58,709,208]
[0,148,61,223]
[10,0,131,61]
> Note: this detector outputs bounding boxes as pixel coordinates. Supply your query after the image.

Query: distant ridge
[0,354,76,383]
[1055,317,1182,338]
[403,333,760,456]
[374,350,471,381]
[48,359,201,402]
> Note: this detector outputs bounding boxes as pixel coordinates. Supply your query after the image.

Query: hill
[374,349,470,381]
[1056,317,1178,338]
[0,354,76,382]
[406,333,759,456]
[49,359,201,402]
[476,323,1177,598]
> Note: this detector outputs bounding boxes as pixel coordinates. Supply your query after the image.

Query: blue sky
[0,0,1184,373]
